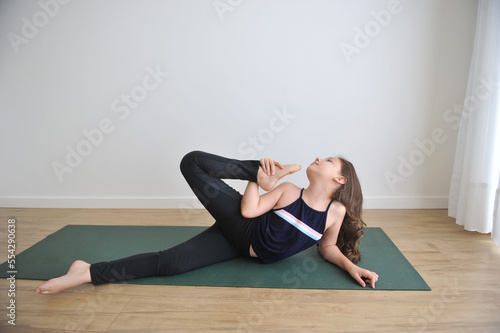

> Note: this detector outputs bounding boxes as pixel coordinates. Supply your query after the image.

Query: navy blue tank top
[251,189,333,263]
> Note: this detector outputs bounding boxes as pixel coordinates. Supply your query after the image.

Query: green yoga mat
[0,225,430,290]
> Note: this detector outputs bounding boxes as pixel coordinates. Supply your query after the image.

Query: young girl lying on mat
[36,151,378,294]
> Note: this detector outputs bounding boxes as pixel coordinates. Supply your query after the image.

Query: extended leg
[90,225,238,285]
[36,225,239,293]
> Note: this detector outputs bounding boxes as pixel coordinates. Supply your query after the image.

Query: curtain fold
[448,0,500,245]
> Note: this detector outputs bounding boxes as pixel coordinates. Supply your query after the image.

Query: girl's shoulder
[328,201,347,219]
[276,181,302,197]
[273,182,302,209]
[325,201,346,230]
[277,181,301,191]
[330,200,346,212]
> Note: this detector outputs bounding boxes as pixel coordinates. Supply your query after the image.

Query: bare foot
[257,164,302,191]
[35,260,92,295]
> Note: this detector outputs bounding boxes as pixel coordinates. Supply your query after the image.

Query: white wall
[0,0,478,209]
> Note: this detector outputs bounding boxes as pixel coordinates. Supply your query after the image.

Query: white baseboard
[0,197,205,209]
[0,196,448,209]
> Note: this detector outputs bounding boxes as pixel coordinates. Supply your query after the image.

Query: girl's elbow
[240,207,255,219]
[318,245,327,258]
[318,242,336,258]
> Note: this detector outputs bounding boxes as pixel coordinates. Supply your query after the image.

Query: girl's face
[307,157,345,184]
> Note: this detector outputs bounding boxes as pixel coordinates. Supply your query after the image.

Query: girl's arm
[319,242,378,288]
[241,181,289,218]
[241,157,297,218]
[319,207,379,288]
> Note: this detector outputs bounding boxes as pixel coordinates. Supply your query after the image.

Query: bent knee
[180,151,204,173]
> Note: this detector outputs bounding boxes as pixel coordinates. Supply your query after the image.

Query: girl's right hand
[348,266,379,289]
[260,158,284,176]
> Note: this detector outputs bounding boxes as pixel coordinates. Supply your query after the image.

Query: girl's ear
[334,176,347,184]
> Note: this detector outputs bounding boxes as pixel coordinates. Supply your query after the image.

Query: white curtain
[448,0,500,245]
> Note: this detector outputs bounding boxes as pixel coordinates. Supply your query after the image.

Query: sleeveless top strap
[325,199,335,213]
[299,188,305,197]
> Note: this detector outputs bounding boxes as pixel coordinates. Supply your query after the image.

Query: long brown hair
[331,157,366,263]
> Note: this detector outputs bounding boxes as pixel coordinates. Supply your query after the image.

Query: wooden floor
[0,208,499,332]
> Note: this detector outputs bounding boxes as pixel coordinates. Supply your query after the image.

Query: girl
[35,151,378,294]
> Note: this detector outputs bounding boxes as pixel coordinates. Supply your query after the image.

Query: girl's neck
[303,181,340,204]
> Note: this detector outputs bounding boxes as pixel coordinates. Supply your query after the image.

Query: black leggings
[89,151,261,285]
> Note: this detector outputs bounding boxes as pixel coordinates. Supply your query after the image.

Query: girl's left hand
[260,158,284,176]
[348,266,379,288]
